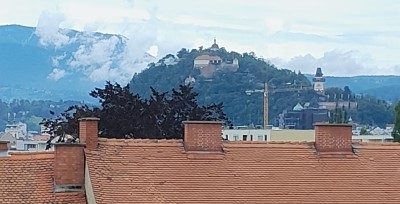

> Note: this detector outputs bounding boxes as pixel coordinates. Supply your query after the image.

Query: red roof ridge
[223,142,312,149]
[223,140,312,144]
[1,151,54,160]
[98,138,183,147]
[94,138,400,150]
[358,142,400,146]
[356,142,400,149]
[194,54,210,60]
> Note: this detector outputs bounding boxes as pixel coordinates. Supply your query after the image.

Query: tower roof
[315,67,323,77]
[211,38,219,50]
[293,103,304,111]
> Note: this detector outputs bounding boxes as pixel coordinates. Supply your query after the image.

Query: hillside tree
[392,101,400,142]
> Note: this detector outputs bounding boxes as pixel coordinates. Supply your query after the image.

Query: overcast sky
[1,0,400,78]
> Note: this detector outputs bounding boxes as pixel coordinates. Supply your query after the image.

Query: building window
[258,135,263,141]
[384,139,393,142]
[233,135,239,141]
[243,135,248,141]
[225,135,229,140]
[26,144,36,150]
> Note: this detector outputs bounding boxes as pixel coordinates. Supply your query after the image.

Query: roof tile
[0,152,86,203]
[86,140,400,203]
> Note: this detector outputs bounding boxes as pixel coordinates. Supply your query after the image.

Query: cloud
[47,68,66,81]
[271,50,381,76]
[35,11,70,48]
[51,53,67,67]
[125,0,135,8]
[83,22,100,32]
[163,56,177,66]
[35,6,160,85]
[66,33,157,83]
[69,35,122,69]
[62,4,163,84]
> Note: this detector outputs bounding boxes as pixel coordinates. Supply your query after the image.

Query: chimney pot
[0,141,10,157]
[54,143,85,188]
[79,117,100,150]
[315,123,353,153]
[183,121,223,152]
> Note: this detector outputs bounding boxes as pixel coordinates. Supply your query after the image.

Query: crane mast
[247,82,312,129]
[263,82,269,129]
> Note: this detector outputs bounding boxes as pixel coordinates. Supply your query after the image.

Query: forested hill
[130,47,318,126]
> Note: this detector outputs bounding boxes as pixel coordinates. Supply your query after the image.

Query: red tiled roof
[0,152,86,204]
[209,55,222,61]
[86,138,400,204]
[32,135,51,141]
[194,54,210,60]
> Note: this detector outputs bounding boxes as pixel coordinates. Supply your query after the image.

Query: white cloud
[147,45,158,57]
[51,53,67,67]
[264,18,284,34]
[69,35,121,69]
[163,56,177,66]
[47,68,66,81]
[32,3,160,84]
[35,11,70,48]
[66,33,156,83]
[272,50,382,76]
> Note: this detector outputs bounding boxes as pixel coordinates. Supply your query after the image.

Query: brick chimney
[183,121,223,152]
[314,123,353,154]
[0,141,9,157]
[79,117,100,150]
[54,143,85,191]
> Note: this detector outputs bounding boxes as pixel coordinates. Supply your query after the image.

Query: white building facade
[223,128,393,143]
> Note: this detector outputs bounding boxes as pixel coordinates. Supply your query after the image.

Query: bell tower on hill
[313,67,325,93]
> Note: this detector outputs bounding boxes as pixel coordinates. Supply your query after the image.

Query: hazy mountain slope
[0,24,138,102]
[362,85,400,101]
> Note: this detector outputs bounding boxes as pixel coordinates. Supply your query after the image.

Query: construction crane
[245,82,313,129]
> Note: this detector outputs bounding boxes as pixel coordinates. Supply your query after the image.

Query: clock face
[314,83,323,90]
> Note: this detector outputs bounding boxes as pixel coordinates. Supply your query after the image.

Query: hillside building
[0,115,29,149]
[193,39,239,75]
[318,100,358,110]
[193,54,211,67]
[0,132,16,147]
[312,67,358,110]
[278,103,329,130]
[4,121,27,139]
